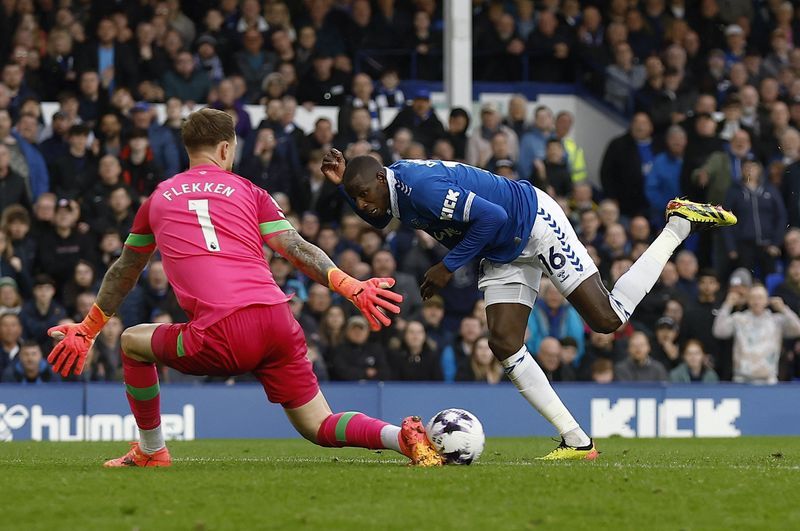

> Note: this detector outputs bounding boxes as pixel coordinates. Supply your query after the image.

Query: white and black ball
[426,408,485,465]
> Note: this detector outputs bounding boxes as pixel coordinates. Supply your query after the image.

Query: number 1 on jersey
[188,199,221,252]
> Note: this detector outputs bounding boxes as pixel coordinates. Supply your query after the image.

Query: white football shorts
[478,187,598,308]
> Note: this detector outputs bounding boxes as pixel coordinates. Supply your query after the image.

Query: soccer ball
[426,408,485,465]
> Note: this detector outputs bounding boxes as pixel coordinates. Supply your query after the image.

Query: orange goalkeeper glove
[328,269,403,331]
[47,304,110,377]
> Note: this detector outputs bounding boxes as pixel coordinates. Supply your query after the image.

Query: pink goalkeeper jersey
[124,164,292,329]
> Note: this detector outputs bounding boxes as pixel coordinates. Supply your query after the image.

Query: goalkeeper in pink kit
[47,109,443,467]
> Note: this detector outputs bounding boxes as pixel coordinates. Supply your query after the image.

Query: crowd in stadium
[1,0,800,387]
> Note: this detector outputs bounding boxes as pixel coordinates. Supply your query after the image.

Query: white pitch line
[171,456,800,471]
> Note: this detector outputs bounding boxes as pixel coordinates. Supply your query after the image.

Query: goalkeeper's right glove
[328,268,403,331]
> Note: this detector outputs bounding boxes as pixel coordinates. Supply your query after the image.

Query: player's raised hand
[46,304,110,377]
[328,269,403,330]
[321,148,345,185]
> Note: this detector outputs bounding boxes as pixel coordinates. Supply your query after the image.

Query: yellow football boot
[537,438,599,461]
[665,198,737,229]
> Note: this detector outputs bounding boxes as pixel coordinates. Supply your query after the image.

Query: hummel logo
[440,189,460,220]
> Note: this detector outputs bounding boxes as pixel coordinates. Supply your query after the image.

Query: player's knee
[120,329,136,355]
[120,328,149,362]
[488,337,522,361]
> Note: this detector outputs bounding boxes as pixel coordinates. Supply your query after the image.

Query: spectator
[614,331,669,382]
[0,312,23,375]
[470,336,503,384]
[527,10,573,83]
[35,198,96,287]
[420,295,453,352]
[532,138,572,199]
[75,17,137,93]
[49,124,96,200]
[553,111,587,183]
[89,314,123,381]
[39,29,78,101]
[304,283,332,325]
[0,143,29,211]
[333,107,387,158]
[318,304,346,359]
[96,112,123,157]
[445,108,470,161]
[134,20,170,84]
[82,154,124,220]
[130,102,180,179]
[120,129,163,198]
[484,131,516,174]
[338,73,380,136]
[306,342,329,382]
[162,50,211,104]
[19,274,65,349]
[2,206,35,273]
[670,339,720,383]
[0,108,48,202]
[525,279,585,362]
[590,358,614,384]
[478,13,525,81]
[440,315,483,382]
[373,68,404,109]
[383,88,445,154]
[504,94,529,139]
[713,286,800,384]
[604,42,646,112]
[330,315,390,381]
[650,316,681,370]
[694,128,753,206]
[1,340,57,383]
[239,127,294,196]
[600,112,653,218]
[76,71,107,128]
[234,29,274,103]
[723,160,786,277]
[388,320,441,381]
[775,258,800,314]
[61,260,100,317]
[681,268,724,365]
[296,50,349,107]
[645,125,686,228]
[536,336,576,382]
[518,105,554,181]
[92,185,136,239]
[674,250,699,299]
[371,250,421,320]
[0,277,22,314]
[39,110,70,162]
[466,103,518,169]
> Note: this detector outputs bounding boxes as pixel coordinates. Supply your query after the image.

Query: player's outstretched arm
[267,229,403,330]
[47,247,153,376]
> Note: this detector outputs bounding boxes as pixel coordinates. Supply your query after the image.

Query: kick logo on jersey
[439,189,460,220]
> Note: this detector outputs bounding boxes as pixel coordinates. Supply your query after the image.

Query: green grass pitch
[2,437,799,530]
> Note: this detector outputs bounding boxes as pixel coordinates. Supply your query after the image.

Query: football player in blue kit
[321,148,736,460]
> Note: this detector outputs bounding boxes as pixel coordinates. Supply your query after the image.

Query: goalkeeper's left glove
[328,269,403,331]
[47,303,111,377]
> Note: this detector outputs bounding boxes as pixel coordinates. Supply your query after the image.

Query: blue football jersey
[349,159,539,271]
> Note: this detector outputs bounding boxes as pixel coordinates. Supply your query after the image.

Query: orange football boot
[103,442,172,468]
[398,416,444,467]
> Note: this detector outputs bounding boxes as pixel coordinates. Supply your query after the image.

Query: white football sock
[139,425,165,454]
[608,216,690,322]
[501,346,590,447]
[380,425,402,452]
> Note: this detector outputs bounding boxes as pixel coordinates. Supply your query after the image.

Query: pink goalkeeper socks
[316,412,389,449]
